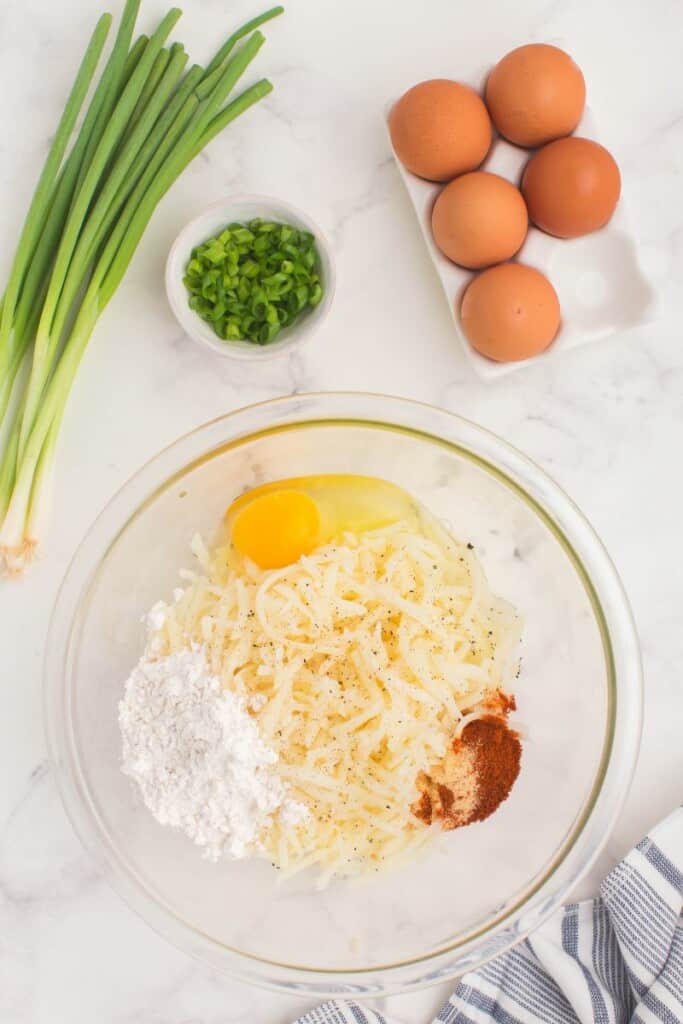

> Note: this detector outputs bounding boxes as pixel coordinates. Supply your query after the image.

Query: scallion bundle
[0,0,283,573]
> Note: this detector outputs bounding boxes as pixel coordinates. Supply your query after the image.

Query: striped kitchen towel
[294,807,683,1024]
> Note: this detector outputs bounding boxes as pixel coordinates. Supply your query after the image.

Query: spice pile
[413,716,522,830]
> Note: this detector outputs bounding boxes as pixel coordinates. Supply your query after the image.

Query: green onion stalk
[0,13,112,421]
[0,1,283,572]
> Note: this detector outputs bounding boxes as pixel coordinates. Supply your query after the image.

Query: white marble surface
[1,0,682,1021]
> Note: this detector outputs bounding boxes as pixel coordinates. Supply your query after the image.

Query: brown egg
[460,263,560,362]
[522,137,621,238]
[485,44,586,148]
[389,79,492,182]
[431,172,528,269]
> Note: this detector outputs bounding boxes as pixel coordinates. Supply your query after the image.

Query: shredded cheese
[153,521,521,881]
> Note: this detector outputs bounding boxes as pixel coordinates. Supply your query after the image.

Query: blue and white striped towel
[295,807,683,1024]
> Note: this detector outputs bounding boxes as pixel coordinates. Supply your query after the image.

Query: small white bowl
[165,194,336,360]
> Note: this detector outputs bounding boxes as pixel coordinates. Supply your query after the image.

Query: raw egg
[485,44,586,148]
[431,172,528,269]
[522,136,621,238]
[460,263,560,362]
[226,475,419,569]
[389,79,491,182]
[230,490,321,569]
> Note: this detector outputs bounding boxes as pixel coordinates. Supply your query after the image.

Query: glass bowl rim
[44,391,643,996]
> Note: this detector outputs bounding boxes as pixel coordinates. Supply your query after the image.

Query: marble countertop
[1,0,681,1020]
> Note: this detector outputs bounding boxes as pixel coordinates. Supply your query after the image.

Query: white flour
[119,642,307,861]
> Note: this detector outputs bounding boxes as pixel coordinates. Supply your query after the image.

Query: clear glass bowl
[45,393,642,996]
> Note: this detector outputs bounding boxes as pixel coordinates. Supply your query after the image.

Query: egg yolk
[230,489,321,569]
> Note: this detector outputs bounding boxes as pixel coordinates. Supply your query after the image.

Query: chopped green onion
[183,218,324,346]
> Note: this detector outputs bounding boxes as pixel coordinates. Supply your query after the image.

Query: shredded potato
[153,521,521,880]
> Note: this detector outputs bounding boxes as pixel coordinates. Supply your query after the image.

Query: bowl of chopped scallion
[166,194,334,358]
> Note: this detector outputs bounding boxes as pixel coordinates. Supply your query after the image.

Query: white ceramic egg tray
[387,100,656,379]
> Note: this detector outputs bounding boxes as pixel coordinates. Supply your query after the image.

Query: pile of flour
[119,642,307,861]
